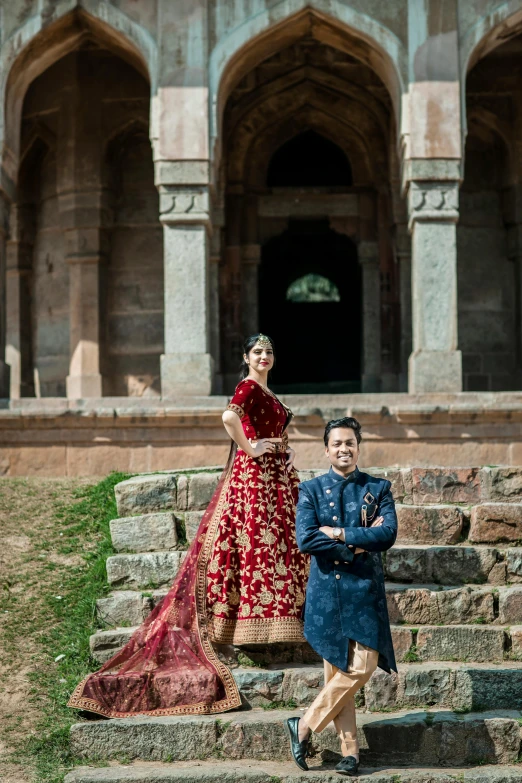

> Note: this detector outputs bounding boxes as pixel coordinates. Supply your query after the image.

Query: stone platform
[4,392,522,476]
[67,466,522,782]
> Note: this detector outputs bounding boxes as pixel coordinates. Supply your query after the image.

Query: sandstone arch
[210,3,405,164]
[1,6,154,180]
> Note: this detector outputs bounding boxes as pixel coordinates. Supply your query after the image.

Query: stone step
[113,467,522,522]
[105,545,519,592]
[385,545,508,585]
[63,761,522,783]
[96,584,522,629]
[89,623,512,666]
[110,513,181,553]
[395,504,465,545]
[106,552,185,589]
[69,707,522,766]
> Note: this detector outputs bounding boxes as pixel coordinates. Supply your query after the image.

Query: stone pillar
[0,190,10,398]
[395,224,412,392]
[359,241,381,393]
[209,203,223,393]
[158,178,213,397]
[6,204,34,398]
[61,192,106,399]
[407,181,462,393]
[241,244,261,337]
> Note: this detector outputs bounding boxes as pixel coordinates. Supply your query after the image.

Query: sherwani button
[334,561,339,565]
[329,502,334,507]
[326,489,331,494]
[335,574,341,580]
[333,516,338,521]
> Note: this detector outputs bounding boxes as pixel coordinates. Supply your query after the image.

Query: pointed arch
[210,1,405,161]
[1,6,156,179]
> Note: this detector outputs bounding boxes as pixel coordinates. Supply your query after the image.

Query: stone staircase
[66,466,522,783]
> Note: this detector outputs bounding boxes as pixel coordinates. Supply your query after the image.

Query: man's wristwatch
[332,527,342,540]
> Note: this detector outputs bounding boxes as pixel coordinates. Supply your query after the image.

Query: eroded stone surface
[386,585,495,625]
[396,505,464,544]
[411,467,481,504]
[416,625,505,662]
[481,468,522,503]
[385,546,501,585]
[470,504,522,543]
[115,474,178,517]
[105,551,185,589]
[96,591,144,627]
[110,513,179,552]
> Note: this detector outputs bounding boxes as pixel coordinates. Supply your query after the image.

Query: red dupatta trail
[68,462,241,718]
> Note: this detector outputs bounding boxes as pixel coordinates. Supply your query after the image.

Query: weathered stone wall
[1,0,522,402]
[16,46,162,398]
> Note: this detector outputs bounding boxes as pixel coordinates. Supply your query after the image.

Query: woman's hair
[239,333,276,380]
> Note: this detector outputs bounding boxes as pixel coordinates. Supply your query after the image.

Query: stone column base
[66,373,103,399]
[0,360,10,398]
[408,350,462,393]
[161,353,214,397]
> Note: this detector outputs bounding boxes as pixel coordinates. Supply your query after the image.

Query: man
[286,416,397,776]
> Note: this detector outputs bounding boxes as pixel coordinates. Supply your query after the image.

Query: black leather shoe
[335,756,359,776]
[285,716,309,771]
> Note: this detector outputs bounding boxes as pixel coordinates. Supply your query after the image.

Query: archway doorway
[260,220,361,393]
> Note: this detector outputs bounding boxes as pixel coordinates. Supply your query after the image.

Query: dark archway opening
[259,220,361,393]
[267,130,353,187]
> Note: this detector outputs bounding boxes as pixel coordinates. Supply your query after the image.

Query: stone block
[510,625,522,658]
[481,467,522,503]
[385,546,501,585]
[281,666,324,706]
[90,627,136,664]
[110,512,178,552]
[106,551,185,589]
[391,626,413,661]
[454,666,522,712]
[386,585,495,625]
[184,511,205,543]
[187,472,221,510]
[470,504,522,543]
[416,625,505,662]
[96,591,144,627]
[411,467,481,504]
[397,505,464,545]
[428,546,500,585]
[70,716,218,762]
[434,586,495,624]
[499,586,522,623]
[506,549,522,583]
[115,474,177,516]
[232,669,283,707]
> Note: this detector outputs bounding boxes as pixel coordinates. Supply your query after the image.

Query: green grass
[0,472,131,783]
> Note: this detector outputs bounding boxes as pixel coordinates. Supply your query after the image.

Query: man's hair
[323,417,362,447]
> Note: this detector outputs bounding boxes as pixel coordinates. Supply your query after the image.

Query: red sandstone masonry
[470,504,522,543]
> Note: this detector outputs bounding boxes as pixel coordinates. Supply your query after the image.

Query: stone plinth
[3,392,522,476]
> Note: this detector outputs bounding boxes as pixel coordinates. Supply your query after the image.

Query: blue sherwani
[296,467,397,674]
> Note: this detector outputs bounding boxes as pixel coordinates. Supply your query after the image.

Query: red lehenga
[68,378,309,718]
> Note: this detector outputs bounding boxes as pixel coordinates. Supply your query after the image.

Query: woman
[68,333,308,718]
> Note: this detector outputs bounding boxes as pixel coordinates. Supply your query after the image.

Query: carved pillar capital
[408,181,459,230]
[158,186,211,229]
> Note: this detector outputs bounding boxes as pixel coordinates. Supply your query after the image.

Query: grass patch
[0,472,131,783]
[261,699,297,711]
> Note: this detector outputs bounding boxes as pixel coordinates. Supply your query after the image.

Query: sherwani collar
[328,466,359,484]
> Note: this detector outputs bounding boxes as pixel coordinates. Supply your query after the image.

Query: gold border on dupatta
[67,469,242,718]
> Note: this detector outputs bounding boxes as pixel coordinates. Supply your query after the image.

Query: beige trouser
[303,641,379,758]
